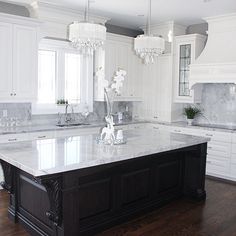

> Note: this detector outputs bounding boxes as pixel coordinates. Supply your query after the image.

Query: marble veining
[0,129,209,177]
[196,84,236,125]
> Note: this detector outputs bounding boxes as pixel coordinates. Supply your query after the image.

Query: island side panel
[183,143,207,200]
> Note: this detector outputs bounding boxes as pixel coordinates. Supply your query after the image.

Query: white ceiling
[6,0,236,29]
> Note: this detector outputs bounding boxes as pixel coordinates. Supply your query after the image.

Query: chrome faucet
[65,104,75,123]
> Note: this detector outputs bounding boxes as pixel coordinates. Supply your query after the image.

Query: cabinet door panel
[0,22,13,99]
[116,43,129,97]
[13,25,37,100]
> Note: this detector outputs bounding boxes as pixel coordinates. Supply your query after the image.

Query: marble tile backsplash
[0,102,133,126]
[0,103,31,122]
[196,84,236,125]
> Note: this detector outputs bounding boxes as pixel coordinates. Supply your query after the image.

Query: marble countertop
[0,129,209,177]
[151,121,236,133]
[0,120,145,135]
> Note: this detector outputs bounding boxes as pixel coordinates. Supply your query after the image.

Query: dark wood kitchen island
[0,129,209,236]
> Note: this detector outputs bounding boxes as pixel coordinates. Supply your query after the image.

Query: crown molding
[38,1,109,25]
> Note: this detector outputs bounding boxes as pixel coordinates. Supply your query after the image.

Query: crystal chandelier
[134,0,165,64]
[69,0,107,54]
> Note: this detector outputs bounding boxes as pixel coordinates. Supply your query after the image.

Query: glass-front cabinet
[174,34,207,103]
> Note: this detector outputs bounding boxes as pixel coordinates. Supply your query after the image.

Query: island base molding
[1,143,207,236]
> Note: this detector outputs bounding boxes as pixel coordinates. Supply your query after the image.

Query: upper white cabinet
[0,22,13,99]
[173,34,206,103]
[13,25,38,100]
[139,54,173,122]
[94,33,143,102]
[0,13,41,102]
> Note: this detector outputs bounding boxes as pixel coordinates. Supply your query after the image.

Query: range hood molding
[189,13,236,88]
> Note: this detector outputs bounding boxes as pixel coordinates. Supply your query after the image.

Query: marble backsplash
[196,84,236,125]
[0,101,133,126]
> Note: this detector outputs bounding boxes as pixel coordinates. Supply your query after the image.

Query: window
[38,50,56,103]
[34,39,93,114]
[65,53,81,104]
[178,44,191,96]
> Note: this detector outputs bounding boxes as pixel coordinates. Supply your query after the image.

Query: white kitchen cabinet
[12,25,38,100]
[0,133,30,144]
[94,33,143,102]
[141,54,172,122]
[157,124,233,180]
[173,34,206,103]
[0,22,13,99]
[0,13,41,102]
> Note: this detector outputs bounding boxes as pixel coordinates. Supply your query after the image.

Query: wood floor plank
[0,179,236,236]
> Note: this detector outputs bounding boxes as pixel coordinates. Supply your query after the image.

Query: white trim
[0,12,42,26]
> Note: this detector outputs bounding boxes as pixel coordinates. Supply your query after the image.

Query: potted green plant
[56,99,68,106]
[183,106,201,125]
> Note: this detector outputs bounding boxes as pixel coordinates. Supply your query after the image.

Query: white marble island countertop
[0,129,210,177]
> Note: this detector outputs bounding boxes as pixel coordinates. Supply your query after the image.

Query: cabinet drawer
[29,131,55,140]
[202,131,231,143]
[128,123,148,130]
[150,124,170,131]
[230,163,236,178]
[207,141,231,158]
[231,133,236,144]
[0,133,30,144]
[231,143,236,154]
[55,127,100,138]
[206,156,230,175]
[230,153,236,164]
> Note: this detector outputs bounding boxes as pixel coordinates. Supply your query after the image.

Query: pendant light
[134,0,165,64]
[68,0,107,54]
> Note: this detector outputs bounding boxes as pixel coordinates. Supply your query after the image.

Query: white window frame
[32,38,93,115]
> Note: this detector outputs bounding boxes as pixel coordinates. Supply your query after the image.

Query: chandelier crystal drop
[68,0,106,54]
[134,0,165,64]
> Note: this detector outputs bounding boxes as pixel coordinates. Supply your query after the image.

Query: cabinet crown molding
[0,12,42,26]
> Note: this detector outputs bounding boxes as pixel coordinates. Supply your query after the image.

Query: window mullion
[57,50,66,101]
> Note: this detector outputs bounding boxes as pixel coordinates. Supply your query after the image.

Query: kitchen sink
[56,123,90,127]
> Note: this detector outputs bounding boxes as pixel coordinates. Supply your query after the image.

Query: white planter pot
[187,119,194,126]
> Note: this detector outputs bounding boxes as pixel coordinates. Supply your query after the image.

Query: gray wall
[186,23,208,35]
[0,1,29,16]
[106,23,143,37]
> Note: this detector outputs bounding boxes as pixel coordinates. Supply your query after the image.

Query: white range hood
[189,13,236,88]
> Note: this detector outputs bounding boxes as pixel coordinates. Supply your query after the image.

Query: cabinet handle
[153,116,158,119]
[208,146,212,150]
[206,160,212,164]
[153,127,159,130]
[10,93,13,96]
[174,130,181,133]
[8,138,17,142]
[206,133,213,137]
[37,136,46,139]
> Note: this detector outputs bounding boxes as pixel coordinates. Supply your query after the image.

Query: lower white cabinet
[147,123,235,181]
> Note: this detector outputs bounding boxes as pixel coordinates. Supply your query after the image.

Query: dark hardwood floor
[1,178,236,236]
